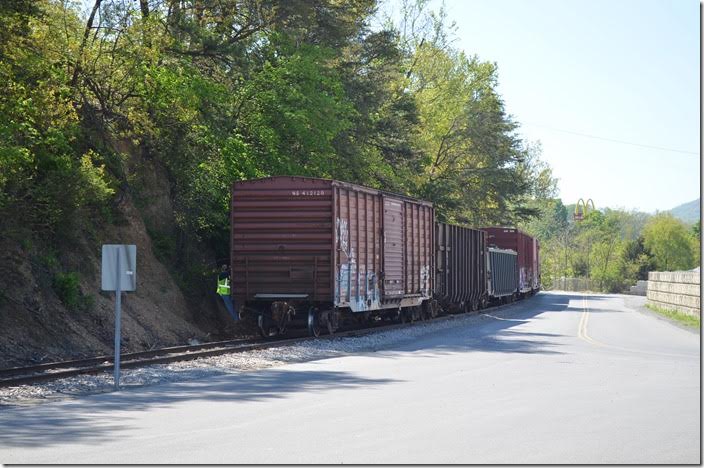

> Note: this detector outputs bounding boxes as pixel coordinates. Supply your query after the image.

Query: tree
[0,0,114,238]
[622,236,654,281]
[0,0,562,304]
[531,205,659,292]
[691,220,701,266]
[643,213,695,271]
[407,43,539,225]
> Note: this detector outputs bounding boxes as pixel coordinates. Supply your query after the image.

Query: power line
[522,122,699,156]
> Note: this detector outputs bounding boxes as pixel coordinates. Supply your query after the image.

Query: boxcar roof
[483,226,534,239]
[233,176,433,207]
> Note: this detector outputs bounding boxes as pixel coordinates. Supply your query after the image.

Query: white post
[114,248,122,389]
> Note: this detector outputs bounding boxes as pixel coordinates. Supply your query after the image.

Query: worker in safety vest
[217,264,237,320]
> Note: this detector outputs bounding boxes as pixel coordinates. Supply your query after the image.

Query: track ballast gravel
[0,303,524,408]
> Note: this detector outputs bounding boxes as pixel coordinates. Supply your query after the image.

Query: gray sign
[101,244,137,292]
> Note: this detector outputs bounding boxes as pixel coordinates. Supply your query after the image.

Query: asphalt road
[0,292,700,464]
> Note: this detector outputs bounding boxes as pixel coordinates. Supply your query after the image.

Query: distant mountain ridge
[668,198,700,224]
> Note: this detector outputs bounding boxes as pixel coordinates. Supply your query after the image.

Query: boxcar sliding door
[382,196,404,298]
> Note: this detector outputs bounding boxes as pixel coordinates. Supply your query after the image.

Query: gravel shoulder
[621,293,700,334]
[0,301,527,409]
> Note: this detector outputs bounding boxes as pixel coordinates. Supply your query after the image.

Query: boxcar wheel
[307,308,321,338]
[430,300,440,319]
[258,315,276,338]
[421,305,431,321]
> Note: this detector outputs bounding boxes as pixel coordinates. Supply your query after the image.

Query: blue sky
[382,0,700,213]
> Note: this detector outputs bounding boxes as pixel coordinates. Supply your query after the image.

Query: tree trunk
[70,0,102,88]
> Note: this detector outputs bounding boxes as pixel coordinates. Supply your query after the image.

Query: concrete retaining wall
[647,271,701,316]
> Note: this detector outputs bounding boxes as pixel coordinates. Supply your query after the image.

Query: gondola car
[435,222,488,312]
[487,247,519,302]
[482,227,540,295]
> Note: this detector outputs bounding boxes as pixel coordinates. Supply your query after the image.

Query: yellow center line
[577,295,601,346]
[577,293,695,358]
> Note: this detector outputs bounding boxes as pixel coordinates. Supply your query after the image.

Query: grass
[645,304,701,330]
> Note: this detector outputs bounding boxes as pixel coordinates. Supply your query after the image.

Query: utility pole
[563,227,569,291]
[574,199,595,291]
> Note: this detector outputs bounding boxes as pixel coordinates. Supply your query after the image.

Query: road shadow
[0,368,398,449]
[369,292,576,357]
[0,292,602,450]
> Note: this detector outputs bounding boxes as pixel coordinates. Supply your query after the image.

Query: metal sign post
[114,251,121,389]
[101,244,136,390]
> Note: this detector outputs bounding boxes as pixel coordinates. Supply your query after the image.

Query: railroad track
[0,298,531,389]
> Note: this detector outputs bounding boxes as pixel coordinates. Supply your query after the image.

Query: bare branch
[70,0,102,88]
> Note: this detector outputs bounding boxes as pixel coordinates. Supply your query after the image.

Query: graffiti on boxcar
[351,269,380,312]
[337,259,355,301]
[367,271,379,303]
[335,247,381,311]
[337,262,349,302]
[336,217,349,258]
[420,265,430,296]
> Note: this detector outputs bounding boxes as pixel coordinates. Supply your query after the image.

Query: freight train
[231,176,540,337]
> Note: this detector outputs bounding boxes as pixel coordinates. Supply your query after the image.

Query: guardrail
[550,277,596,292]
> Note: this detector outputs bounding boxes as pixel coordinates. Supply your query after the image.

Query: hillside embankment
[0,0,564,368]
[0,152,247,368]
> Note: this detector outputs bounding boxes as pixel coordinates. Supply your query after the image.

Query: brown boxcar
[435,223,488,311]
[231,176,434,334]
[482,227,540,294]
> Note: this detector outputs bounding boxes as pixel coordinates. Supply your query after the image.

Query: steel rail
[0,337,262,379]
[0,296,533,388]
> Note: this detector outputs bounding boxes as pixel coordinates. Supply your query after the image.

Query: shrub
[53,271,81,309]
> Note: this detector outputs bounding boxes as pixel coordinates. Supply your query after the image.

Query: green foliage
[643,214,696,271]
[623,236,655,281]
[528,204,699,293]
[0,0,114,238]
[52,271,81,309]
[521,198,568,241]
[52,270,95,312]
[238,39,355,176]
[2,0,560,299]
[147,227,176,263]
[646,304,700,329]
[691,221,701,266]
[39,251,60,270]
[409,43,534,225]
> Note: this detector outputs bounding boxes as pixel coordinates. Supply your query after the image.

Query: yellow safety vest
[217,277,230,295]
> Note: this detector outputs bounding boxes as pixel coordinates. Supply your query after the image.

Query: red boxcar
[481,227,540,294]
[231,176,434,335]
